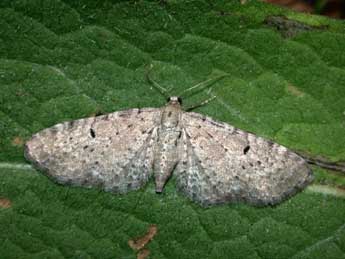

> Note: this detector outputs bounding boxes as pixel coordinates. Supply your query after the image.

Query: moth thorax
[167,96,182,105]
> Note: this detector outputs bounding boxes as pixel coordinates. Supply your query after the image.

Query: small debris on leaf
[0,198,12,208]
[137,248,150,259]
[286,84,305,97]
[128,224,158,251]
[264,15,327,38]
[12,136,24,146]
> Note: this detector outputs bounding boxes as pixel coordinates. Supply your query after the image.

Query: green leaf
[1,0,345,258]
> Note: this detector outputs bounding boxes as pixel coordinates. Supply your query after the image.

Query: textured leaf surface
[0,0,345,258]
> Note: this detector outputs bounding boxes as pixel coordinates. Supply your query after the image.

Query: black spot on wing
[90,128,96,138]
[243,145,250,155]
[67,120,76,129]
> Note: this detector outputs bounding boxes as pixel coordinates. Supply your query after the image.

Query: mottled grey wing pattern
[25,108,160,193]
[178,112,313,206]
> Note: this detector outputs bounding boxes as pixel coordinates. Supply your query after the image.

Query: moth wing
[25,108,161,193]
[177,112,313,206]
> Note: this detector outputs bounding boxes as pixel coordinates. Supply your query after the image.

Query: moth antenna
[178,74,228,99]
[146,65,170,99]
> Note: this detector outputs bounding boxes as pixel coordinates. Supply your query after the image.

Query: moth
[25,73,313,206]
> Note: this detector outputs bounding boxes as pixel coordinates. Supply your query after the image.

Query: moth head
[167,96,182,105]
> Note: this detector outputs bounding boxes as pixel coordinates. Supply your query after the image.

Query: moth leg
[178,74,228,97]
[185,95,217,111]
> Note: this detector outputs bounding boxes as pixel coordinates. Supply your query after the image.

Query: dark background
[265,0,345,19]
